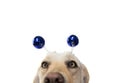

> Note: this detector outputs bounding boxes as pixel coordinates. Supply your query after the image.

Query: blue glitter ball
[67,35,79,47]
[33,36,45,49]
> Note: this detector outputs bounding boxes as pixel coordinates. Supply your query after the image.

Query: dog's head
[33,52,89,83]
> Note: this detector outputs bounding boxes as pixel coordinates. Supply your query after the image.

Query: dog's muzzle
[44,72,64,83]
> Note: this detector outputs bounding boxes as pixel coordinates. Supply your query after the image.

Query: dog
[33,52,89,83]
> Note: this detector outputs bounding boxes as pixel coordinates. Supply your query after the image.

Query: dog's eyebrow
[41,60,50,64]
[65,60,77,63]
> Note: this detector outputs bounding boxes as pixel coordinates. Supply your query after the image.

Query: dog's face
[33,52,89,83]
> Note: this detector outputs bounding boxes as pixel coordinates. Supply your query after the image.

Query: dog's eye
[41,61,49,68]
[67,60,78,68]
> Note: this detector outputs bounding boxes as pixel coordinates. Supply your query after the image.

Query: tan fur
[33,52,89,83]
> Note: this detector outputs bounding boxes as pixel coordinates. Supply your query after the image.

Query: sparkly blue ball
[33,36,45,49]
[67,35,79,47]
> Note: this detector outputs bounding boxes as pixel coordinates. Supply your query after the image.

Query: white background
[0,0,120,83]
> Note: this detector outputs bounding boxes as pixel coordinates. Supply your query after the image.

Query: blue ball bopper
[67,35,79,47]
[33,36,45,49]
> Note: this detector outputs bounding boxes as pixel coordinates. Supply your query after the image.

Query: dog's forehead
[43,52,80,63]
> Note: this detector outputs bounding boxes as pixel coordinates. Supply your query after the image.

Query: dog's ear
[33,75,39,83]
[81,64,89,83]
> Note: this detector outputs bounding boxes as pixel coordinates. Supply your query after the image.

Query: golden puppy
[33,52,89,83]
